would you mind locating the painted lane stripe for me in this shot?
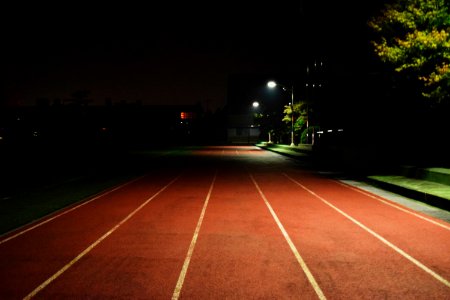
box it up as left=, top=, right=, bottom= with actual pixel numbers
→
left=284, top=173, right=450, bottom=289
left=172, top=172, right=217, bottom=300
left=250, top=174, right=327, bottom=300
left=23, top=176, right=179, bottom=300
left=335, top=180, right=450, bottom=231
left=0, top=175, right=147, bottom=245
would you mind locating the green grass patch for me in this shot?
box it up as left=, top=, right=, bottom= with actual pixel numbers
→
left=0, top=172, right=138, bottom=235
left=368, top=175, right=450, bottom=201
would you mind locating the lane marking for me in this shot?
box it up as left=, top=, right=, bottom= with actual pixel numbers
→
left=172, top=172, right=217, bottom=300
left=23, top=176, right=179, bottom=300
left=335, top=180, right=450, bottom=231
left=284, top=173, right=450, bottom=289
left=0, top=175, right=147, bottom=245
left=250, top=174, right=327, bottom=300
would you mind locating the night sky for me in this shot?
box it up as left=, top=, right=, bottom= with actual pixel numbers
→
left=2, top=1, right=387, bottom=111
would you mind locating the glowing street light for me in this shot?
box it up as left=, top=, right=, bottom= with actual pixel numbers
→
left=267, top=80, right=295, bottom=147
left=252, top=101, right=260, bottom=108
left=267, top=81, right=277, bottom=88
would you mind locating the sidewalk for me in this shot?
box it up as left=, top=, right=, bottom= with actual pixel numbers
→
left=257, top=143, right=450, bottom=211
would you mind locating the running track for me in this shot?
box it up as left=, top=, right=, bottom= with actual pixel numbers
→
left=0, top=146, right=449, bottom=299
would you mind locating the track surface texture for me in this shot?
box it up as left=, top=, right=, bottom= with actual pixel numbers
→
left=1, top=146, right=449, bottom=299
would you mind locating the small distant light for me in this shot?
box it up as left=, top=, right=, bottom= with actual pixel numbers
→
left=252, top=101, right=260, bottom=108
left=101, top=127, right=107, bottom=131
left=317, top=131, right=323, bottom=134
left=338, top=129, right=344, bottom=132
left=327, top=130, right=333, bottom=132
left=0, top=136, right=3, bottom=140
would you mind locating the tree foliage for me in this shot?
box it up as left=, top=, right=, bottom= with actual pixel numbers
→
left=282, top=102, right=308, bottom=133
left=368, top=0, right=450, bottom=102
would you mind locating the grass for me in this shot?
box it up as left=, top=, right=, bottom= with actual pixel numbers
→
left=0, top=172, right=138, bottom=235
left=0, top=146, right=152, bottom=236
left=367, top=175, right=450, bottom=201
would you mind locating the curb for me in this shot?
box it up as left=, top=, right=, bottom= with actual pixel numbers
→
left=257, top=144, right=450, bottom=212
left=364, top=177, right=450, bottom=211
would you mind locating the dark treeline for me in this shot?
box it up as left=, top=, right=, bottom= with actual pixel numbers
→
left=0, top=100, right=227, bottom=153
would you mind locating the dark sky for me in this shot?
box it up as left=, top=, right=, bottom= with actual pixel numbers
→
left=2, top=1, right=387, bottom=111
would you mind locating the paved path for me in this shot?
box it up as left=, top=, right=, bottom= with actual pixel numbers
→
left=1, top=146, right=449, bottom=299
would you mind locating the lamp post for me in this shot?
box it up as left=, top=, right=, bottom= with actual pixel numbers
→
left=252, top=100, right=273, bottom=144
left=267, top=80, right=295, bottom=146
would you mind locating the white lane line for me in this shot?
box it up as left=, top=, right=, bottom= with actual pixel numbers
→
left=335, top=180, right=450, bottom=231
left=284, top=173, right=450, bottom=289
left=172, top=172, right=217, bottom=300
left=23, top=176, right=179, bottom=300
left=250, top=174, right=327, bottom=300
left=0, top=175, right=146, bottom=245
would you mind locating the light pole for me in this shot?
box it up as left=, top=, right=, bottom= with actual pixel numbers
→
left=267, top=80, right=295, bottom=146
left=252, top=100, right=274, bottom=144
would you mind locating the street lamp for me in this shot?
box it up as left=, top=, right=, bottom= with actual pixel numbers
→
left=251, top=100, right=273, bottom=144
left=267, top=80, right=295, bottom=147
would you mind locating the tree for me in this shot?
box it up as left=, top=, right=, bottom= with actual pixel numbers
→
left=282, top=102, right=309, bottom=143
left=368, top=0, right=450, bottom=103
left=282, top=103, right=306, bottom=131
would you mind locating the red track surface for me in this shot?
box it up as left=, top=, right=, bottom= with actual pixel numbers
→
left=0, top=146, right=449, bottom=299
